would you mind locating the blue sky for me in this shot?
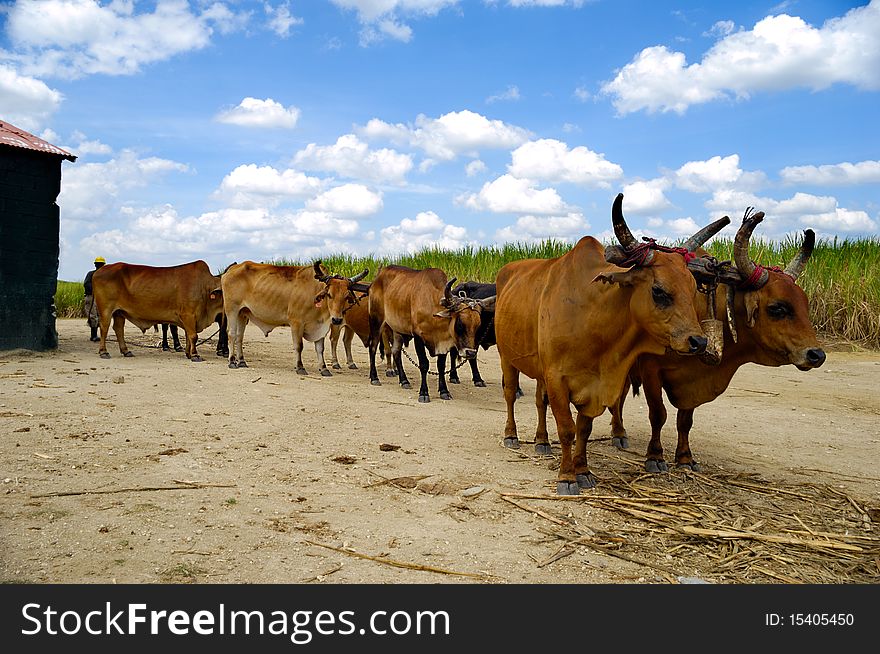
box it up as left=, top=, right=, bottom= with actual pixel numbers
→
left=1, top=0, right=878, bottom=281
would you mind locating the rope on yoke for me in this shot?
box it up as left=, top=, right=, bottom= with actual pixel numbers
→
left=620, top=238, right=697, bottom=268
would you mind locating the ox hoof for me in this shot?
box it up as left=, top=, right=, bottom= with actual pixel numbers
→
left=400, top=381, right=412, bottom=390
left=385, top=369, right=397, bottom=377
left=217, top=350, right=229, bottom=357
left=123, top=351, right=134, bottom=358
left=449, top=377, right=460, bottom=385
left=332, top=363, right=342, bottom=370
left=296, top=368, right=308, bottom=375
left=576, top=473, right=597, bottom=489
left=473, top=380, right=486, bottom=388
left=89, top=336, right=100, bottom=342
left=191, top=356, right=203, bottom=362
left=228, top=361, right=238, bottom=369
left=320, top=369, right=332, bottom=377
left=515, top=388, right=524, bottom=399
left=174, top=346, right=184, bottom=352
left=370, top=378, right=382, bottom=386
left=534, top=443, right=552, bottom=456
left=503, top=437, right=521, bottom=450
left=162, top=345, right=170, bottom=352
left=645, top=460, right=668, bottom=474
left=676, top=462, right=701, bottom=472
left=556, top=481, right=580, bottom=496
left=418, top=394, right=430, bottom=403
left=348, top=363, right=358, bottom=370
left=439, top=391, right=453, bottom=400
left=99, top=352, right=111, bottom=359
left=612, top=436, right=630, bottom=450
left=238, top=361, right=248, bottom=368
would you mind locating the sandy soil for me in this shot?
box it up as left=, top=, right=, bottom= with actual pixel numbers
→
left=1, top=319, right=878, bottom=584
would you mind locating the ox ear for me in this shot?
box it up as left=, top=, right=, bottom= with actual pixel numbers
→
left=593, top=268, right=643, bottom=287
left=479, top=295, right=496, bottom=311
left=744, top=291, right=760, bottom=328
left=433, top=308, right=454, bottom=318
left=209, top=288, right=223, bottom=300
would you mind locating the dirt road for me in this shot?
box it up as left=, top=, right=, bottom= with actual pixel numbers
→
left=1, top=319, right=877, bottom=584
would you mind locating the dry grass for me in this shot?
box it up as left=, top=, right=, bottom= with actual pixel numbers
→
left=503, top=444, right=879, bottom=584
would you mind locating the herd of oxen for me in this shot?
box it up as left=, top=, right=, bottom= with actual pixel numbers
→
left=90, top=193, right=825, bottom=495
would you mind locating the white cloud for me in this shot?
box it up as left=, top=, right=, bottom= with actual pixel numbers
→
left=573, top=85, right=590, bottom=102
left=505, top=1, right=586, bottom=6
left=674, top=154, right=744, bottom=192
left=465, top=160, right=487, bottom=177
left=80, top=203, right=365, bottom=268
left=495, top=212, right=589, bottom=242
left=487, top=85, right=521, bottom=104
left=359, top=109, right=531, bottom=160
left=0, top=64, right=63, bottom=131
left=215, top=97, right=301, bottom=129
left=380, top=210, right=471, bottom=253
left=665, top=217, right=701, bottom=235
left=59, top=150, right=189, bottom=221
left=621, top=179, right=671, bottom=214
left=217, top=164, right=323, bottom=207
left=3, top=0, right=246, bottom=79
left=293, top=134, right=413, bottom=184
left=458, top=174, right=570, bottom=215
left=305, top=183, right=383, bottom=217
left=780, top=160, right=880, bottom=186
left=264, top=1, right=303, bottom=38
left=603, top=2, right=880, bottom=114
left=809, top=208, right=877, bottom=232
left=772, top=192, right=837, bottom=216
left=508, top=138, right=623, bottom=187
left=664, top=154, right=766, bottom=199
left=704, top=20, right=736, bottom=38
left=330, top=0, right=459, bottom=45
left=63, top=130, right=113, bottom=157
left=706, top=189, right=876, bottom=233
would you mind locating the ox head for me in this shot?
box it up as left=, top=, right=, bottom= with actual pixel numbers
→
left=729, top=209, right=825, bottom=370
left=433, top=277, right=496, bottom=359
left=595, top=193, right=729, bottom=356
left=313, top=261, right=370, bottom=325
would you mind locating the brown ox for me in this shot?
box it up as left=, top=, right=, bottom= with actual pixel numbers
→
left=495, top=193, right=728, bottom=495
left=367, top=266, right=495, bottom=402
left=222, top=261, right=368, bottom=375
left=92, top=260, right=224, bottom=362
left=328, top=292, right=396, bottom=375
left=608, top=209, right=825, bottom=471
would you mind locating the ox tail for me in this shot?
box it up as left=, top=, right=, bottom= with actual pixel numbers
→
left=631, top=380, right=641, bottom=397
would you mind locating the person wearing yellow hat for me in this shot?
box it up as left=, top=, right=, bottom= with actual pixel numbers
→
left=83, top=257, right=107, bottom=341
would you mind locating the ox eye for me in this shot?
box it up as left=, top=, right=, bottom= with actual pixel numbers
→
left=767, top=302, right=791, bottom=319
left=652, top=285, right=672, bottom=308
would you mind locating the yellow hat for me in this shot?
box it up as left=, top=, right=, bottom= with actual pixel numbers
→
left=94, top=256, right=106, bottom=263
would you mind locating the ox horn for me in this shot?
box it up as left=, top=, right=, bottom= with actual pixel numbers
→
left=611, top=193, right=639, bottom=251
left=348, top=269, right=369, bottom=284
left=733, top=207, right=767, bottom=288
left=313, top=260, right=330, bottom=282
left=442, top=277, right=457, bottom=307
left=682, top=215, right=731, bottom=252
left=783, top=229, right=815, bottom=281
